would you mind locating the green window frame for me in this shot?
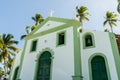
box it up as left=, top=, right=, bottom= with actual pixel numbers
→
left=83, top=32, right=95, bottom=49
left=56, top=31, right=66, bottom=46
left=30, top=40, right=38, bottom=52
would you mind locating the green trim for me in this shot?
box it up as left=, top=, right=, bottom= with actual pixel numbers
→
left=82, top=32, right=95, bottom=49
left=13, top=17, right=81, bottom=80
left=29, top=17, right=81, bottom=36
left=25, top=23, right=74, bottom=40
left=17, top=41, right=27, bottom=79
left=30, top=39, right=38, bottom=53
left=88, top=53, right=111, bottom=80
left=25, top=17, right=81, bottom=40
left=109, top=33, right=120, bottom=80
left=56, top=30, right=66, bottom=47
left=34, top=48, right=54, bottom=80
left=72, top=26, right=82, bottom=80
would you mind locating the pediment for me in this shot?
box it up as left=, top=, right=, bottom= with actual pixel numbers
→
left=29, top=17, right=81, bottom=36
left=34, top=20, right=65, bottom=34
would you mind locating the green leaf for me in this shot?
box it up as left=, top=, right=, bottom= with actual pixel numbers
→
left=103, top=20, right=108, bottom=26
left=20, top=35, right=27, bottom=40
left=82, top=17, right=89, bottom=21
left=76, top=14, right=79, bottom=17
left=76, top=6, right=78, bottom=10
left=111, top=19, right=117, bottom=22
left=111, top=22, right=117, bottom=27
left=104, top=29, right=109, bottom=32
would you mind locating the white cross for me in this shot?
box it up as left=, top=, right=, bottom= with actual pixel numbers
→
left=50, top=10, right=54, bottom=17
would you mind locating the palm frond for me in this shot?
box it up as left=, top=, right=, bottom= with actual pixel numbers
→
left=7, top=46, right=18, bottom=52
left=39, top=19, right=44, bottom=23
left=84, top=12, right=90, bottom=16
left=76, top=6, right=78, bottom=10
left=76, top=14, right=79, bottom=17
left=82, top=17, right=89, bottom=21
left=111, top=22, right=117, bottom=27
left=8, top=50, right=16, bottom=56
left=31, top=25, right=38, bottom=31
left=26, top=26, right=31, bottom=34
left=103, top=20, right=108, bottom=26
left=0, top=54, right=3, bottom=62
left=109, top=22, right=113, bottom=28
left=76, top=6, right=90, bottom=24
left=7, top=40, right=18, bottom=45
left=20, top=35, right=27, bottom=40
left=104, top=29, right=109, bottom=32
left=111, top=19, right=117, bottom=22
left=31, top=17, right=36, bottom=22
left=104, top=11, right=118, bottom=33
left=111, top=14, right=117, bottom=19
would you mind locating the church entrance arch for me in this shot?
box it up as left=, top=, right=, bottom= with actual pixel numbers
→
left=91, top=56, right=108, bottom=80
left=37, top=51, right=52, bottom=80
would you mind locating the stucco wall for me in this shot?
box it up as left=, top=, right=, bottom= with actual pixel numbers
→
left=80, top=30, right=118, bottom=80
left=19, top=27, right=74, bottom=80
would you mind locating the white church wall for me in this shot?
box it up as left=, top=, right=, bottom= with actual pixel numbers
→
left=10, top=17, right=120, bottom=80
left=80, top=30, right=118, bottom=80
left=52, top=27, right=74, bottom=80
left=19, top=40, right=38, bottom=80
left=19, top=27, right=74, bottom=80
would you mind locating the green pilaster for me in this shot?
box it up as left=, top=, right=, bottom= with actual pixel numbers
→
left=109, top=33, right=120, bottom=80
left=9, top=17, right=81, bottom=80
left=16, top=40, right=27, bottom=80
left=72, top=26, right=82, bottom=80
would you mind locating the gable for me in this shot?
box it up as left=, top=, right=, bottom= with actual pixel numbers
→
left=34, top=20, right=65, bottom=34
left=26, top=17, right=81, bottom=40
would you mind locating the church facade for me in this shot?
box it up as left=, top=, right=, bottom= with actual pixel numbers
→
left=9, top=17, right=120, bottom=80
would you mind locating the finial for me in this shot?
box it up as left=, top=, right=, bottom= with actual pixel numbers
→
left=50, top=10, right=54, bottom=17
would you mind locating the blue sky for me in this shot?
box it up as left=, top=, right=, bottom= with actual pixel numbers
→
left=0, top=0, right=119, bottom=49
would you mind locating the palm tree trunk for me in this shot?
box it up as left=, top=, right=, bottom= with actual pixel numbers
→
left=111, top=27, right=113, bottom=33
left=109, top=22, right=114, bottom=33
left=4, top=60, right=7, bottom=74
left=80, top=18, right=83, bottom=27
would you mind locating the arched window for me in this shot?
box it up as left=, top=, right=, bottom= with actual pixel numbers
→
left=37, top=51, right=51, bottom=80
left=91, top=56, right=108, bottom=80
left=85, top=35, right=93, bottom=47
left=83, top=32, right=95, bottom=49
left=13, top=67, right=19, bottom=80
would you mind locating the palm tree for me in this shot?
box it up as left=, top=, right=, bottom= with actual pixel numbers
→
left=0, top=34, right=18, bottom=74
left=21, top=14, right=44, bottom=40
left=32, top=13, right=44, bottom=26
left=103, top=11, right=118, bottom=33
left=7, top=56, right=13, bottom=70
left=31, top=25, right=38, bottom=31
left=0, top=67, right=4, bottom=79
left=31, top=14, right=44, bottom=31
left=76, top=6, right=90, bottom=26
left=20, top=26, right=31, bottom=40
